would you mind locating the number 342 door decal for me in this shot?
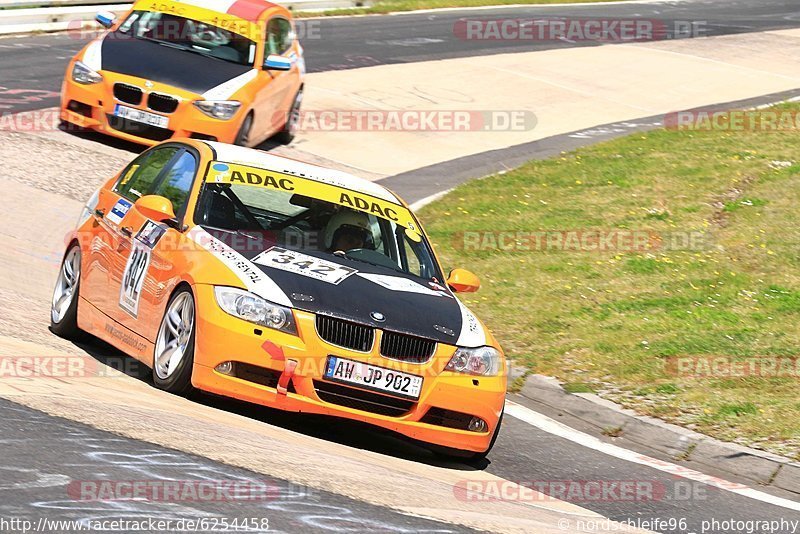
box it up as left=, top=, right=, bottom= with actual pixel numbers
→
left=119, top=221, right=166, bottom=317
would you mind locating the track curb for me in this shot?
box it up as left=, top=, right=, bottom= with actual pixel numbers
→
left=511, top=373, right=800, bottom=497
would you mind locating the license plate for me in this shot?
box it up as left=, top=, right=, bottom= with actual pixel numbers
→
left=324, top=356, right=423, bottom=400
left=114, top=104, right=169, bottom=128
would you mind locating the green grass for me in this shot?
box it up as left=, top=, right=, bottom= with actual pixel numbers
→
left=420, top=103, right=800, bottom=459
left=299, top=0, right=624, bottom=17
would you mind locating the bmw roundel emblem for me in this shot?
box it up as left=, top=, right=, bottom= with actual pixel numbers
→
left=371, top=311, right=386, bottom=322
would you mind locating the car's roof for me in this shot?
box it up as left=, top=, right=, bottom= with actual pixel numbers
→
left=132, top=0, right=279, bottom=23
left=204, top=142, right=404, bottom=205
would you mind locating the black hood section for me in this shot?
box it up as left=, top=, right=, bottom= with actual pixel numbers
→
left=101, top=36, right=251, bottom=95
left=241, top=249, right=462, bottom=345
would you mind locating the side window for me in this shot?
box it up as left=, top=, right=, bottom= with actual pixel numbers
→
left=401, top=235, right=424, bottom=278
left=266, top=18, right=292, bottom=55
left=154, top=151, right=197, bottom=217
left=116, top=147, right=179, bottom=202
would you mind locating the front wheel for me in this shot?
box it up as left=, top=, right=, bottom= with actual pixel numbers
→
left=50, top=245, right=84, bottom=340
left=234, top=112, right=254, bottom=147
left=274, top=87, right=303, bottom=145
left=152, top=288, right=196, bottom=395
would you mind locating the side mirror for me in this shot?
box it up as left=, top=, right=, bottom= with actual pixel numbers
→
left=264, top=54, right=292, bottom=71
left=95, top=11, right=116, bottom=29
left=135, top=195, right=175, bottom=223
left=446, top=268, right=481, bottom=293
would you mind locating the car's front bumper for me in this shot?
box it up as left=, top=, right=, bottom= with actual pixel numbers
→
left=190, top=284, right=506, bottom=453
left=59, top=67, right=243, bottom=146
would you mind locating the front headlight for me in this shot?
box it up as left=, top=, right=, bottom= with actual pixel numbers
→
left=445, top=346, right=502, bottom=376
left=71, top=61, right=103, bottom=85
left=193, top=100, right=242, bottom=120
left=214, top=286, right=297, bottom=335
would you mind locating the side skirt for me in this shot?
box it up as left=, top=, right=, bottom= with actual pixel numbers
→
left=77, top=297, right=155, bottom=367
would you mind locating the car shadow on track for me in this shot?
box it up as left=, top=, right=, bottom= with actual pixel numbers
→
left=71, top=335, right=490, bottom=472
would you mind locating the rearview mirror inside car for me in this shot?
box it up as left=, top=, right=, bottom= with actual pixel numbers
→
left=95, top=11, right=116, bottom=29
left=446, top=268, right=481, bottom=293
left=264, top=54, right=292, bottom=71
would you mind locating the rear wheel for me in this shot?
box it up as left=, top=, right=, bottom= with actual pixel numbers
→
left=274, top=87, right=303, bottom=145
left=234, top=112, right=254, bottom=147
left=152, top=288, right=196, bottom=395
left=50, top=245, right=84, bottom=340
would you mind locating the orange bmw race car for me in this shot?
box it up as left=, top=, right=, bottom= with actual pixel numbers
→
left=60, top=0, right=304, bottom=147
left=50, top=139, right=507, bottom=459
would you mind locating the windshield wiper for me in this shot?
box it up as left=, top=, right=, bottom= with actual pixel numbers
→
left=136, top=35, right=185, bottom=49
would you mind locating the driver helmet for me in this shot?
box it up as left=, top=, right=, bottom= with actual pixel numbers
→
left=324, top=210, right=375, bottom=251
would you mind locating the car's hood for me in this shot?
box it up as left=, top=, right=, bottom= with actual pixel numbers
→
left=190, top=227, right=487, bottom=347
left=248, top=250, right=464, bottom=345
left=99, top=36, right=252, bottom=95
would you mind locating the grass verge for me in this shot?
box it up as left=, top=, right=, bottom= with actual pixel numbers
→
left=420, top=103, right=800, bottom=459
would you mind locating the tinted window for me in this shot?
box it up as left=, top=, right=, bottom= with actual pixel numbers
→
left=116, top=147, right=179, bottom=202
left=155, top=151, right=197, bottom=216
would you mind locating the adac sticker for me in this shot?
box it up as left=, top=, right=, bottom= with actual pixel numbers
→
left=107, top=198, right=133, bottom=225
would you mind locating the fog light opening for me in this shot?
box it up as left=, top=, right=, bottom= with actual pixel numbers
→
left=215, top=361, right=234, bottom=376
left=468, top=417, right=487, bottom=433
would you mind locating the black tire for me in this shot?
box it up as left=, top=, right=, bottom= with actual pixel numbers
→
left=274, top=87, right=303, bottom=145
left=50, top=244, right=84, bottom=340
left=234, top=112, right=254, bottom=147
left=431, top=410, right=504, bottom=464
left=152, top=288, right=196, bottom=395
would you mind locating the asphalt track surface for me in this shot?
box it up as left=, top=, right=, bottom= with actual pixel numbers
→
left=1, top=0, right=800, bottom=113
left=1, top=0, right=800, bottom=532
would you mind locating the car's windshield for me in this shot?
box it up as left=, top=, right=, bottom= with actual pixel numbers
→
left=116, top=10, right=256, bottom=66
left=195, top=163, right=442, bottom=282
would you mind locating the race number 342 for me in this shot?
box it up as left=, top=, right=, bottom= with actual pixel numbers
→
left=120, top=242, right=150, bottom=317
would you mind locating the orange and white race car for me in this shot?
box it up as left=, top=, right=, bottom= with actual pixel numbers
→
left=51, top=139, right=506, bottom=460
left=60, top=0, right=304, bottom=147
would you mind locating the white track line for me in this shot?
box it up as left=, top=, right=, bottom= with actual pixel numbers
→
left=505, top=400, right=800, bottom=512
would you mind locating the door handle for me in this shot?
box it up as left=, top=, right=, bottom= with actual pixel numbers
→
left=94, top=208, right=105, bottom=218
left=120, top=226, right=133, bottom=237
